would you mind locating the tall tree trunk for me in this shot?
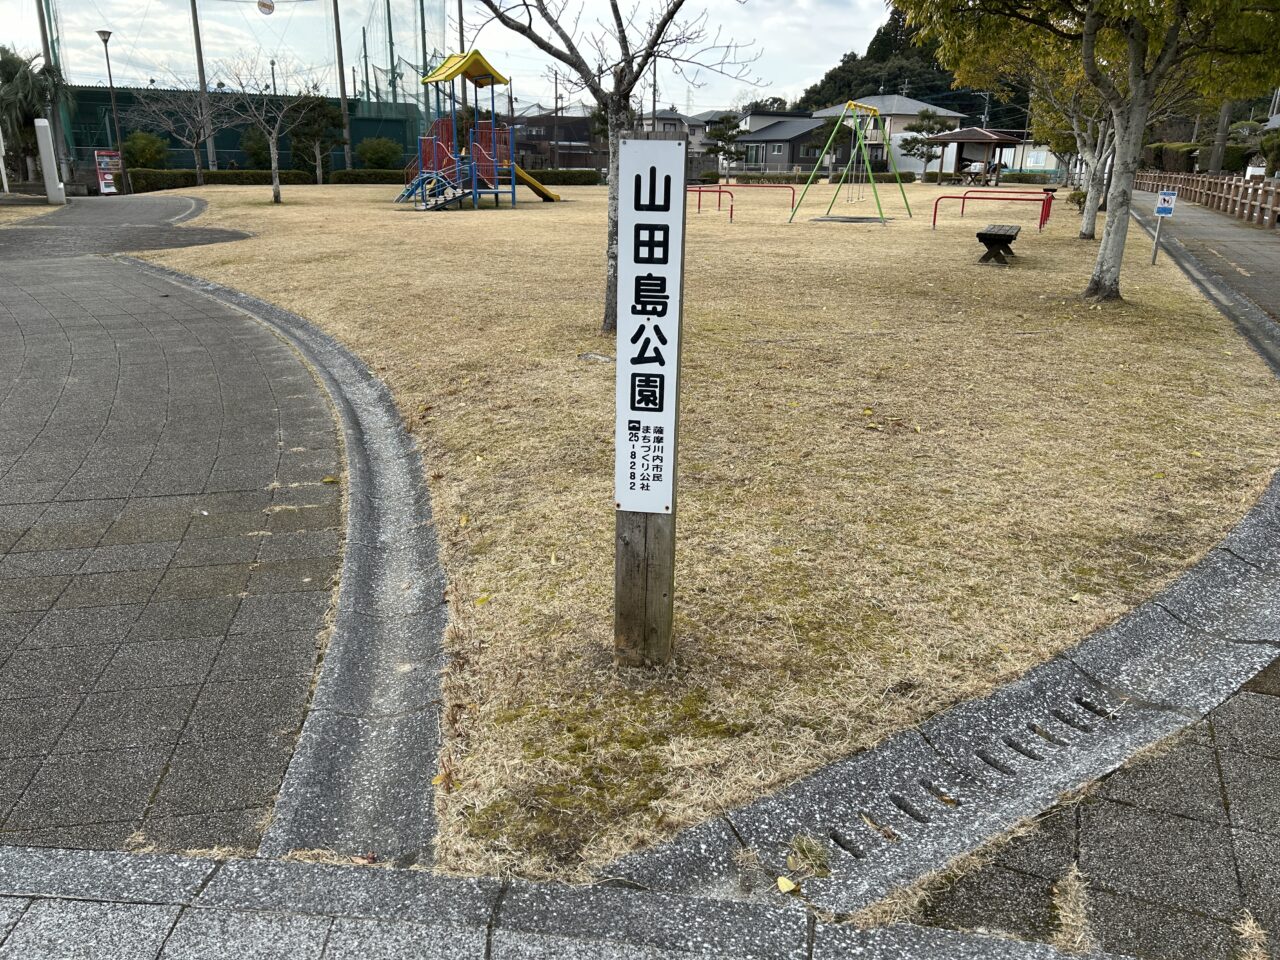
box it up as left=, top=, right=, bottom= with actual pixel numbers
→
left=192, top=147, right=205, bottom=187
left=1208, top=99, right=1232, bottom=173
left=1080, top=145, right=1111, bottom=240
left=601, top=99, right=627, bottom=336
left=1083, top=106, right=1147, bottom=301
left=269, top=136, right=282, bottom=204
left=314, top=143, right=323, bottom=185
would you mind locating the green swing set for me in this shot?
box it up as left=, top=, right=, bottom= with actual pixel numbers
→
left=789, top=99, right=913, bottom=225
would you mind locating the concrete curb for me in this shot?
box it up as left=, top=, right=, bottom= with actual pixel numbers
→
left=119, top=257, right=446, bottom=866
left=598, top=212, right=1280, bottom=913
left=0, top=847, right=1133, bottom=958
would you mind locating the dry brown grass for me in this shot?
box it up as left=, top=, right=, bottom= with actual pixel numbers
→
left=139, top=181, right=1280, bottom=880
left=0, top=202, right=57, bottom=224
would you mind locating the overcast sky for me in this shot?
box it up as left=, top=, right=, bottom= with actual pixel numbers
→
left=3, top=0, right=890, bottom=111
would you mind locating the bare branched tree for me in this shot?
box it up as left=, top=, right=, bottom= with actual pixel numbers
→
left=126, top=77, right=233, bottom=186
left=474, top=0, right=761, bottom=333
left=222, top=58, right=323, bottom=203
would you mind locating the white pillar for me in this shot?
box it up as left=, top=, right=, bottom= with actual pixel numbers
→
left=0, top=124, right=10, bottom=193
left=34, top=119, right=66, bottom=205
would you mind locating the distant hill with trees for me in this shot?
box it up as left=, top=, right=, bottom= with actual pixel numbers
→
left=793, top=7, right=1028, bottom=129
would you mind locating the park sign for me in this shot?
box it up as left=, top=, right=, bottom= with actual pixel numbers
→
left=1155, top=189, right=1177, bottom=217
left=613, top=135, right=688, bottom=668
left=614, top=138, right=687, bottom=515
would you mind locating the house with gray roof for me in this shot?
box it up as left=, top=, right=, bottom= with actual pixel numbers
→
left=735, top=117, right=843, bottom=173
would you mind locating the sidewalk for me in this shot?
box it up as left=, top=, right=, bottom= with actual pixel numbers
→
left=0, top=199, right=342, bottom=853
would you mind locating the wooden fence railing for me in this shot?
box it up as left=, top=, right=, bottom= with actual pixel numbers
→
left=1134, top=171, right=1280, bottom=229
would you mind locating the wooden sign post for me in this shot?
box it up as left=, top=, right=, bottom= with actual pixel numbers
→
left=614, top=134, right=688, bottom=667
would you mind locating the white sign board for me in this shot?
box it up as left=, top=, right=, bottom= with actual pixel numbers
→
left=1155, top=189, right=1177, bottom=217
left=614, top=138, right=687, bottom=514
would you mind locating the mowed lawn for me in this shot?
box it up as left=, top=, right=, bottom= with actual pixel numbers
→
left=141, top=181, right=1280, bottom=878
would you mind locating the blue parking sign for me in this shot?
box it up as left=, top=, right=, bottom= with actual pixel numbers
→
left=1155, top=190, right=1177, bottom=217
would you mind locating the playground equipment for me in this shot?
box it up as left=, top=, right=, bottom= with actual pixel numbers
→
left=397, top=50, right=559, bottom=210
left=789, top=100, right=912, bottom=225
left=688, top=185, right=734, bottom=222
left=932, top=191, right=1055, bottom=231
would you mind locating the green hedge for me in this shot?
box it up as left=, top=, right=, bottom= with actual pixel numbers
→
left=129, top=168, right=314, bottom=193
left=1000, top=172, right=1052, bottom=184
left=1144, top=141, right=1252, bottom=174
left=523, top=168, right=601, bottom=185
left=330, top=168, right=406, bottom=184
left=732, top=173, right=810, bottom=184
left=873, top=171, right=916, bottom=183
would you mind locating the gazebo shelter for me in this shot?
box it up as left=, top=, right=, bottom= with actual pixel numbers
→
left=925, top=127, right=1023, bottom=185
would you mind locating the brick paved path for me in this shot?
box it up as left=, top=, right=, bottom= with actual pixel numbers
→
left=0, top=198, right=341, bottom=852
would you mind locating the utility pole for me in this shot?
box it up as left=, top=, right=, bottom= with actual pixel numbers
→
left=331, top=0, right=353, bottom=170
left=32, top=0, right=70, bottom=180
left=270, top=59, right=277, bottom=95
left=552, top=71, right=560, bottom=168
left=980, top=91, right=991, bottom=129
left=651, top=63, right=657, bottom=131
left=189, top=0, right=217, bottom=169
left=352, top=66, right=358, bottom=99
left=363, top=27, right=371, bottom=100
left=457, top=0, right=467, bottom=119
left=386, top=0, right=397, bottom=104
left=419, top=0, right=429, bottom=122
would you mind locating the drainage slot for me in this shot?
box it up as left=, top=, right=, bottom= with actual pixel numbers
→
left=889, top=793, right=931, bottom=823
left=861, top=811, right=899, bottom=842
left=1052, top=708, right=1094, bottom=733
left=977, top=749, right=1018, bottom=776
left=1028, top=722, right=1069, bottom=747
left=830, top=829, right=866, bottom=858
left=921, top=779, right=961, bottom=808
left=1003, top=736, right=1045, bottom=761
left=1075, top=696, right=1113, bottom=719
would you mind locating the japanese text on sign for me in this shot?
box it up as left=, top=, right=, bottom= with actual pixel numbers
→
left=615, top=139, right=687, bottom=513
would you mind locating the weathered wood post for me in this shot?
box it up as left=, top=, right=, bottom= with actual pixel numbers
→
left=614, top=131, right=688, bottom=667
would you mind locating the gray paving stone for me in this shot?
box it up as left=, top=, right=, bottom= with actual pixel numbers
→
left=0, top=697, right=78, bottom=758
left=79, top=542, right=179, bottom=574
left=159, top=908, right=330, bottom=959
left=323, top=918, right=487, bottom=959
left=0, top=898, right=179, bottom=959
left=182, top=678, right=310, bottom=742
left=0, top=576, right=69, bottom=613
left=3, top=747, right=168, bottom=829
left=208, top=631, right=319, bottom=681
left=1218, top=747, right=1280, bottom=836
left=55, top=687, right=199, bottom=752
left=1233, top=828, right=1280, bottom=931
left=171, top=536, right=260, bottom=568
left=0, top=758, right=40, bottom=817
left=496, top=882, right=808, bottom=960
left=140, top=809, right=267, bottom=850
left=1157, top=550, right=1280, bottom=645
left=230, top=592, right=330, bottom=635
left=196, top=860, right=499, bottom=926
left=153, top=565, right=251, bottom=600
left=916, top=863, right=1056, bottom=941
left=0, top=845, right=212, bottom=903
left=0, top=820, right=142, bottom=851
left=1208, top=691, right=1280, bottom=760
left=602, top=818, right=747, bottom=898
left=0, top=897, right=27, bottom=943
left=1096, top=740, right=1228, bottom=824
left=0, top=646, right=112, bottom=700
left=93, top=637, right=222, bottom=691
left=55, top=570, right=164, bottom=609
left=992, top=806, right=1078, bottom=880
left=23, top=604, right=144, bottom=648
left=1077, top=800, right=1242, bottom=920
left=1086, top=888, right=1237, bottom=960
left=0, top=549, right=91, bottom=580
left=151, top=738, right=291, bottom=817
left=812, top=923, right=1115, bottom=959
left=128, top=597, right=240, bottom=641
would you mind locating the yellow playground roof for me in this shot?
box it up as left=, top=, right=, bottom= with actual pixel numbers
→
left=422, top=51, right=509, bottom=88
left=845, top=99, right=880, bottom=116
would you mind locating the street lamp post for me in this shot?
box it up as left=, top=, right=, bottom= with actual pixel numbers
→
left=96, top=30, right=130, bottom=195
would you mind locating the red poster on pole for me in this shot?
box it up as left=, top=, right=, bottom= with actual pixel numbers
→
left=95, top=150, right=121, bottom=195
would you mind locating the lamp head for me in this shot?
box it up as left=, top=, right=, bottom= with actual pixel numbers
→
left=97, top=29, right=111, bottom=44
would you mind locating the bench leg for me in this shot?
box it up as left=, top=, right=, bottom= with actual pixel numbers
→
left=979, top=247, right=1008, bottom=265
left=999, top=243, right=1016, bottom=258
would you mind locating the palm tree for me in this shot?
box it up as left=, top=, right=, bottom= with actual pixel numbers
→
left=0, top=45, right=66, bottom=182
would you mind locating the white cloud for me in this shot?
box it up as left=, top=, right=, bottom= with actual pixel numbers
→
left=2, top=0, right=888, bottom=109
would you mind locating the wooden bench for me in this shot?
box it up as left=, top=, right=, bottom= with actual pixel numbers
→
left=976, top=224, right=1021, bottom=265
